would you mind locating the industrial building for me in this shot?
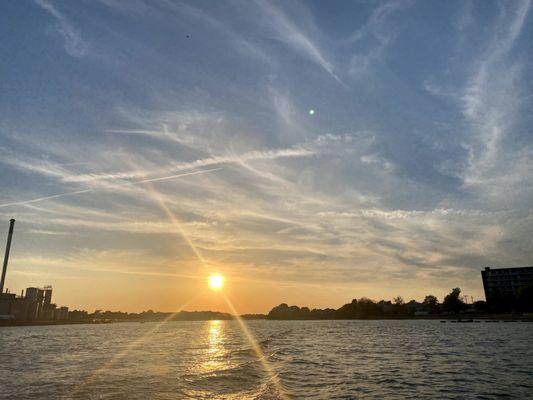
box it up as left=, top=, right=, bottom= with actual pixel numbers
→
left=1, top=219, right=69, bottom=323
left=481, top=266, right=533, bottom=309
left=0, top=286, right=69, bottom=322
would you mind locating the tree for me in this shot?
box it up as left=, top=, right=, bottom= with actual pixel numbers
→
left=357, top=298, right=382, bottom=318
left=442, top=288, right=467, bottom=314
left=422, top=295, right=440, bottom=314
left=336, top=299, right=358, bottom=319
left=393, top=296, right=406, bottom=315
left=393, top=296, right=404, bottom=305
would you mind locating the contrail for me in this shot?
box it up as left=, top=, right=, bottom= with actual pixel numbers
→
left=0, top=168, right=221, bottom=209
left=127, top=168, right=220, bottom=184
left=62, top=147, right=314, bottom=183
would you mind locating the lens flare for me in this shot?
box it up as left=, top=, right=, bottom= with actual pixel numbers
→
left=208, top=274, right=224, bottom=290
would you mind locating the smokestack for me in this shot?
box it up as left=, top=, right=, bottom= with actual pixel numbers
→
left=0, top=219, right=15, bottom=294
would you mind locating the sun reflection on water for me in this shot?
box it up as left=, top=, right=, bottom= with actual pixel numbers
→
left=208, top=320, right=223, bottom=352
left=201, top=320, right=229, bottom=373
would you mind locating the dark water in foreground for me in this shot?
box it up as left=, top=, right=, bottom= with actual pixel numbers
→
left=1, top=320, right=532, bottom=399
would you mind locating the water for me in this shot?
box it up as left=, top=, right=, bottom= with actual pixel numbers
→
left=1, top=320, right=532, bottom=399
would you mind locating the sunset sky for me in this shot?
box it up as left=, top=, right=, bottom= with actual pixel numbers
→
left=1, top=0, right=532, bottom=313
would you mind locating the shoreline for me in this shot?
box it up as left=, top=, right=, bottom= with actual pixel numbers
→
left=0, top=320, right=112, bottom=327
left=2, top=313, right=533, bottom=327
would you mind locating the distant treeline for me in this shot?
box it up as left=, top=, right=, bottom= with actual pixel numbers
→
left=69, top=310, right=233, bottom=322
left=68, top=309, right=268, bottom=322
left=68, top=285, right=533, bottom=323
left=268, top=288, right=487, bottom=320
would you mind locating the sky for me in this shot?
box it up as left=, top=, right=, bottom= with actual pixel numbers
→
left=1, top=0, right=532, bottom=313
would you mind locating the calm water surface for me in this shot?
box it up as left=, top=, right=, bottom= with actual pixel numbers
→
left=1, top=320, right=532, bottom=399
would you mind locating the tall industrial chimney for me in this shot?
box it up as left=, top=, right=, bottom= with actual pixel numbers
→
left=0, top=219, right=15, bottom=294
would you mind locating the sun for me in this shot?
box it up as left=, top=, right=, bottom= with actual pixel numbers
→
left=208, top=274, right=224, bottom=291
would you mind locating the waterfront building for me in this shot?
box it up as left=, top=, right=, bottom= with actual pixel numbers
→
left=0, top=293, right=16, bottom=315
left=8, top=297, right=31, bottom=321
left=42, top=303, right=57, bottom=320
left=0, top=284, right=70, bottom=322
left=0, top=293, right=32, bottom=321
left=1, top=220, right=70, bottom=323
left=69, top=310, right=89, bottom=321
left=54, top=306, right=69, bottom=320
left=44, top=286, right=52, bottom=306
left=481, top=266, right=533, bottom=309
left=25, top=287, right=45, bottom=320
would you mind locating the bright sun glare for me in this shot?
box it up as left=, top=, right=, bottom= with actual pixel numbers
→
left=208, top=274, right=224, bottom=291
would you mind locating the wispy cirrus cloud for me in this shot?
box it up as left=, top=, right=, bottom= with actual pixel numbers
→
left=347, top=0, right=412, bottom=76
left=59, top=146, right=314, bottom=184
left=35, top=0, right=88, bottom=57
left=460, top=0, right=532, bottom=198
left=254, top=1, right=342, bottom=84
left=0, top=168, right=222, bottom=209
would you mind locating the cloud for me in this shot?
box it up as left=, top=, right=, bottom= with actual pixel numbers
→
left=254, top=1, right=342, bottom=84
left=347, top=0, right=411, bottom=77
left=460, top=0, right=531, bottom=196
left=11, top=251, right=201, bottom=280
left=61, top=146, right=314, bottom=184
left=35, top=0, right=88, bottom=57
left=0, top=168, right=221, bottom=209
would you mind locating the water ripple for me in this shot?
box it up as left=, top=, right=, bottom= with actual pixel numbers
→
left=1, top=320, right=532, bottom=399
